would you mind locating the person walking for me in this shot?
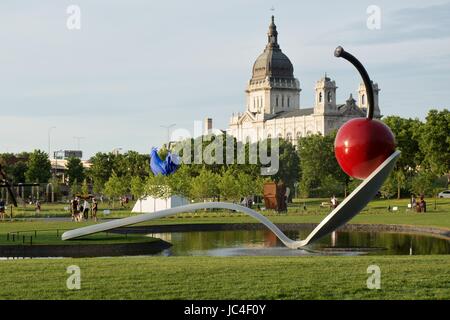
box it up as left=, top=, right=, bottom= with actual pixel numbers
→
left=35, top=200, right=41, bottom=214
left=411, top=195, right=417, bottom=210
left=70, top=198, right=74, bottom=220
left=330, top=195, right=338, bottom=209
left=420, top=195, right=427, bottom=213
left=83, top=199, right=90, bottom=220
left=92, top=198, right=98, bottom=222
left=72, top=197, right=80, bottom=221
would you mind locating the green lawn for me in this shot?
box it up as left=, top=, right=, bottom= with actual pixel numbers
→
left=0, top=198, right=449, bottom=234
left=5, top=202, right=133, bottom=218
left=0, top=255, right=449, bottom=299
left=0, top=229, right=154, bottom=246
left=0, top=197, right=448, bottom=300
left=6, top=197, right=449, bottom=219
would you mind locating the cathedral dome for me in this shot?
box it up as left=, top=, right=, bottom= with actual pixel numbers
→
left=251, top=16, right=294, bottom=81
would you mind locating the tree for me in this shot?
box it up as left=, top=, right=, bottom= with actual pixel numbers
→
left=419, top=109, right=450, bottom=181
left=92, top=179, right=104, bottom=195
left=25, top=150, right=51, bottom=183
left=218, top=169, right=240, bottom=201
left=130, top=176, right=145, bottom=200
left=114, top=151, right=150, bottom=179
left=145, top=173, right=171, bottom=199
left=0, top=153, right=30, bottom=183
left=383, top=116, right=424, bottom=170
left=167, top=165, right=193, bottom=199
left=431, top=176, right=448, bottom=210
left=384, top=116, right=424, bottom=198
left=320, top=175, right=343, bottom=197
left=81, top=179, right=89, bottom=195
left=130, top=176, right=146, bottom=213
left=380, top=174, right=396, bottom=200
left=11, top=161, right=28, bottom=183
left=89, top=152, right=115, bottom=188
left=104, top=172, right=128, bottom=207
left=273, top=139, right=300, bottom=190
left=190, top=167, right=219, bottom=201
left=393, top=169, right=407, bottom=199
left=237, top=172, right=256, bottom=199
left=347, top=178, right=362, bottom=194
left=410, top=171, right=437, bottom=197
left=66, top=157, right=85, bottom=184
left=297, top=134, right=346, bottom=197
left=70, top=178, right=81, bottom=197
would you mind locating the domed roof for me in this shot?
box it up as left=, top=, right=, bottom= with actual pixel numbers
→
left=251, top=16, right=294, bottom=81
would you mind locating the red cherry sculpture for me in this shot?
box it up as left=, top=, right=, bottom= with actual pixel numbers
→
left=334, top=46, right=396, bottom=180
left=335, top=118, right=395, bottom=180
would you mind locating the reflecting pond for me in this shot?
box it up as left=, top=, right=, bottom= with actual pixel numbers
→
left=147, top=227, right=450, bottom=256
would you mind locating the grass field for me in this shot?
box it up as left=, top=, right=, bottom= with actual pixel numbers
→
left=0, top=207, right=449, bottom=236
left=5, top=202, right=133, bottom=218
left=0, top=230, right=154, bottom=246
left=0, top=198, right=449, bottom=244
left=6, top=197, right=450, bottom=219
left=0, top=197, right=449, bottom=300
left=0, top=255, right=449, bottom=299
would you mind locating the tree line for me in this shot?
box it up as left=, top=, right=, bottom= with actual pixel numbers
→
left=1, top=109, right=448, bottom=202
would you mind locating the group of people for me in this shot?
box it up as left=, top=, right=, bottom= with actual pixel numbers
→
left=412, top=194, right=427, bottom=213
left=70, top=197, right=98, bottom=222
left=119, top=196, right=129, bottom=207
left=240, top=196, right=254, bottom=208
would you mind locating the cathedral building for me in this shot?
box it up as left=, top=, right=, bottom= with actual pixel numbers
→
left=227, top=16, right=381, bottom=145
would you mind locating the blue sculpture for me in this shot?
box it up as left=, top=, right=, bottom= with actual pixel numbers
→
left=149, top=147, right=180, bottom=176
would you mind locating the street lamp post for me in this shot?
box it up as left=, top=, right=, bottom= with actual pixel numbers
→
left=48, top=126, right=56, bottom=158
left=73, top=136, right=85, bottom=150
left=160, top=124, right=176, bottom=148
left=54, top=149, right=63, bottom=181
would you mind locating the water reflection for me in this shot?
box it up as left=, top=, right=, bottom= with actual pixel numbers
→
left=147, top=228, right=450, bottom=256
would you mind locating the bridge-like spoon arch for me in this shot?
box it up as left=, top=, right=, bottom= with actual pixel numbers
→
left=62, top=151, right=400, bottom=249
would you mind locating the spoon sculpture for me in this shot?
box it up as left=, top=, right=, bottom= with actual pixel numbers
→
left=62, top=150, right=399, bottom=247
left=62, top=47, right=399, bottom=248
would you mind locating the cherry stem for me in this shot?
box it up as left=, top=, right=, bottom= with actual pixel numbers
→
left=334, top=46, right=374, bottom=120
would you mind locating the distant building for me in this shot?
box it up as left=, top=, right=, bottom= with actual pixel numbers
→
left=227, top=16, right=381, bottom=145
left=50, top=151, right=90, bottom=183
left=111, top=148, right=123, bottom=156
left=53, top=150, right=83, bottom=160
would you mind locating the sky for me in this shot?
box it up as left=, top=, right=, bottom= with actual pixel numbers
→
left=1, top=0, right=449, bottom=159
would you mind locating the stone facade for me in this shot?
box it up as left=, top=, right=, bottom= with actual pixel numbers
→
left=227, top=16, right=381, bottom=145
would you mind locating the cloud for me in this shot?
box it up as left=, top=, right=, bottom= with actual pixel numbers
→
left=311, top=2, right=450, bottom=45
left=1, top=1, right=449, bottom=157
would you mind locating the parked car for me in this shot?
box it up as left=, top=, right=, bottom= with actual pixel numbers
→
left=438, top=190, right=450, bottom=198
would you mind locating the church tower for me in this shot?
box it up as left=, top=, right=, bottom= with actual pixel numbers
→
left=358, top=82, right=381, bottom=118
left=314, top=75, right=337, bottom=114
left=245, top=16, right=301, bottom=117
